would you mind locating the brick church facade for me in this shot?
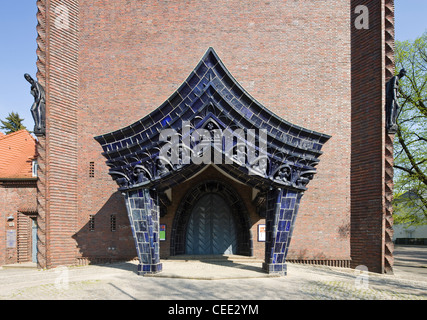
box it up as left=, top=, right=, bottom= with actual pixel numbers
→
left=27, top=0, right=395, bottom=274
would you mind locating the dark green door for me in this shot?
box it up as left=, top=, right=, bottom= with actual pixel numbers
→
left=185, top=193, right=237, bottom=255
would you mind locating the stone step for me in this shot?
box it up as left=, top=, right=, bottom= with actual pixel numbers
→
left=2, top=262, right=37, bottom=269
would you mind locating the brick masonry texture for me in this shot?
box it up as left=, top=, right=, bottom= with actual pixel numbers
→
left=36, top=0, right=391, bottom=271
left=0, top=183, right=37, bottom=265
left=350, top=0, right=395, bottom=273
left=40, top=0, right=80, bottom=268
left=77, top=0, right=351, bottom=263
left=0, top=130, right=38, bottom=266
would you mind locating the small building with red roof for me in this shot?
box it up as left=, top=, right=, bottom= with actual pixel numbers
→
left=0, top=130, right=38, bottom=266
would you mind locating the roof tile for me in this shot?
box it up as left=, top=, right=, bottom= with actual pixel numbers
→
left=0, top=130, right=37, bottom=179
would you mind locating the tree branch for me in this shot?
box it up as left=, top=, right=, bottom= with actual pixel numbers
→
left=393, top=164, right=415, bottom=176
left=396, top=127, right=427, bottom=186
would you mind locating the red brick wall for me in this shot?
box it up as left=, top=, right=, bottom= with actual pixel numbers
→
left=39, top=0, right=389, bottom=268
left=41, top=0, right=80, bottom=268
left=0, top=183, right=37, bottom=265
left=350, top=0, right=394, bottom=273
left=72, top=0, right=352, bottom=263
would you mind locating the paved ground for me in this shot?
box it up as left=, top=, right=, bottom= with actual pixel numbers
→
left=393, top=245, right=427, bottom=279
left=0, top=245, right=426, bottom=301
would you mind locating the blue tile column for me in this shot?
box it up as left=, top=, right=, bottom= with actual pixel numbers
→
left=263, top=188, right=303, bottom=276
left=124, top=188, right=162, bottom=276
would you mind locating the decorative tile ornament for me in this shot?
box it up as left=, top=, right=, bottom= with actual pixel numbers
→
left=94, top=48, right=330, bottom=194
left=95, top=48, right=330, bottom=275
left=263, top=189, right=303, bottom=275
left=124, top=188, right=162, bottom=275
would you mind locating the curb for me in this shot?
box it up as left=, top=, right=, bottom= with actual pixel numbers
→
left=2, top=263, right=38, bottom=269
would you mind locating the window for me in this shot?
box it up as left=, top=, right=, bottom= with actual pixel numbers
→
left=32, top=160, right=38, bottom=177
left=110, top=215, right=117, bottom=232
left=89, top=215, right=95, bottom=231
left=89, top=162, right=95, bottom=178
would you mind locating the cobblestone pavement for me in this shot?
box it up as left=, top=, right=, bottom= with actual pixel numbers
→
left=0, top=258, right=426, bottom=300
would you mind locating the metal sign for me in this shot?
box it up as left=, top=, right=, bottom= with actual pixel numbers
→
left=7, top=230, right=16, bottom=248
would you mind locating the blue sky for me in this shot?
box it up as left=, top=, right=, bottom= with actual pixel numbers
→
left=0, top=1, right=426, bottom=133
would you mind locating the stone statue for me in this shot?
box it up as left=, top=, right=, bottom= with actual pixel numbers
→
left=133, top=166, right=149, bottom=184
left=275, top=165, right=291, bottom=183
left=385, top=68, right=406, bottom=134
left=24, top=73, right=46, bottom=135
left=156, top=158, right=170, bottom=177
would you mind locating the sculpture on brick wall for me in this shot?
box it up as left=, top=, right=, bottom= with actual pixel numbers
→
left=25, top=73, right=46, bottom=136
left=385, top=68, right=406, bottom=134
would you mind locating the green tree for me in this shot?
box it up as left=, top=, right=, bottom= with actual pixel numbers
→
left=0, top=112, right=27, bottom=134
left=393, top=32, right=427, bottom=226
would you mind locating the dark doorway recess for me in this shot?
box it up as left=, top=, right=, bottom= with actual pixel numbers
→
left=171, top=180, right=252, bottom=257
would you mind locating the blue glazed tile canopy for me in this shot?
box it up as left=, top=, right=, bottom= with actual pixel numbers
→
left=94, top=48, right=331, bottom=276
left=94, top=48, right=331, bottom=193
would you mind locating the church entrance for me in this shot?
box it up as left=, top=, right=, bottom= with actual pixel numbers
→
left=95, top=48, right=329, bottom=275
left=171, top=179, right=252, bottom=257
left=185, top=193, right=237, bottom=255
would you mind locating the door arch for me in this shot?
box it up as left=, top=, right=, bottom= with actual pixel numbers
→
left=171, top=180, right=252, bottom=257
